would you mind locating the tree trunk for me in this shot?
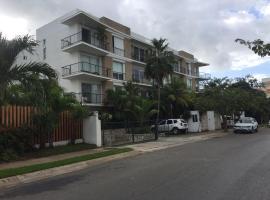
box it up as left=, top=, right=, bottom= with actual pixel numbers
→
left=222, top=115, right=228, bottom=132
left=155, top=86, right=161, bottom=140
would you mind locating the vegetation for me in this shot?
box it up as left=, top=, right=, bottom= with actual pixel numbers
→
left=144, top=38, right=175, bottom=138
left=161, top=77, right=193, bottom=119
left=0, top=33, right=88, bottom=160
left=195, top=76, right=270, bottom=130
left=0, top=33, right=57, bottom=105
left=0, top=148, right=133, bottom=179
left=235, top=38, right=270, bottom=57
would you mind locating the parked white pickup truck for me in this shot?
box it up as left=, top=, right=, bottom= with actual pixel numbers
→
left=151, top=119, right=188, bottom=134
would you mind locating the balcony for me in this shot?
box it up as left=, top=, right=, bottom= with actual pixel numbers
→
left=199, top=72, right=211, bottom=80
left=62, top=62, right=111, bottom=80
left=61, top=31, right=109, bottom=55
left=72, top=92, right=104, bottom=105
left=112, top=72, right=125, bottom=80
left=132, top=75, right=152, bottom=86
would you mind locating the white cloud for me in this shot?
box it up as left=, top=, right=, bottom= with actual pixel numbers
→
left=253, top=73, right=270, bottom=81
left=259, top=3, right=270, bottom=16
left=0, top=15, right=29, bottom=39
left=1, top=0, right=270, bottom=75
left=223, top=11, right=255, bottom=25
left=229, top=51, right=270, bottom=70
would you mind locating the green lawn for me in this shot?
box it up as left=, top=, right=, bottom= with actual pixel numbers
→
left=28, top=143, right=97, bottom=158
left=0, top=148, right=132, bottom=179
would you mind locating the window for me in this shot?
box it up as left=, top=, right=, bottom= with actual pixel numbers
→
left=192, top=114, right=198, bottom=122
left=42, top=39, right=46, bottom=60
left=23, top=56, right=27, bottom=60
left=159, top=120, right=166, bottom=125
left=133, top=68, right=144, bottom=82
left=167, top=120, right=173, bottom=124
left=174, top=120, right=178, bottom=123
left=187, top=63, right=192, bottom=75
left=113, top=36, right=124, bottom=56
left=43, top=48, right=46, bottom=60
left=81, top=83, right=101, bottom=104
left=187, top=78, right=192, bottom=89
left=133, top=46, right=146, bottom=62
left=80, top=54, right=101, bottom=74
left=113, top=61, right=124, bottom=80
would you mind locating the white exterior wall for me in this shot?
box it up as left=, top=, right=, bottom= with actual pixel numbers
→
left=83, top=111, right=102, bottom=147
left=188, top=111, right=201, bottom=133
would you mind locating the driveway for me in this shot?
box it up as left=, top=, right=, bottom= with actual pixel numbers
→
left=1, top=128, right=270, bottom=200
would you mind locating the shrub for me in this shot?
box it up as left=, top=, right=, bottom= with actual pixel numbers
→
left=0, top=127, right=35, bottom=162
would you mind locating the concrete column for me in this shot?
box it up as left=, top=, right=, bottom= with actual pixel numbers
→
left=83, top=111, right=102, bottom=147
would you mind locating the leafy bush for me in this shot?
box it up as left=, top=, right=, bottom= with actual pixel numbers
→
left=0, top=127, right=35, bottom=162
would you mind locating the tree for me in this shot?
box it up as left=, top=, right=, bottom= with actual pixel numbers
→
left=0, top=33, right=57, bottom=104
left=235, top=38, right=270, bottom=57
left=161, top=77, right=192, bottom=119
left=195, top=76, right=270, bottom=131
left=145, top=38, right=175, bottom=139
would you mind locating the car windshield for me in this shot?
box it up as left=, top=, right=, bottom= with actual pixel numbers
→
left=239, top=119, right=252, bottom=123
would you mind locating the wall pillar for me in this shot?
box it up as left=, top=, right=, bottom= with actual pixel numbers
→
left=83, top=111, right=102, bottom=147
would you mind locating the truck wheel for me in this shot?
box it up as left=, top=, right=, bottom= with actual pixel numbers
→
left=172, top=128, right=179, bottom=135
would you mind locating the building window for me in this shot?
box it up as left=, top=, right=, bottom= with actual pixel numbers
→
left=132, top=68, right=144, bottom=83
left=23, top=56, right=27, bottom=60
left=112, top=36, right=124, bottom=56
left=113, top=61, right=124, bottom=80
left=187, top=78, right=192, bottom=89
left=133, top=46, right=146, bottom=62
left=42, top=39, right=46, bottom=60
left=81, top=83, right=102, bottom=104
left=192, top=114, right=198, bottom=122
left=80, top=54, right=101, bottom=74
left=187, top=63, right=191, bottom=75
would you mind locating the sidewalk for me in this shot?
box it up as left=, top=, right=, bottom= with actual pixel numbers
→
left=128, top=130, right=229, bottom=152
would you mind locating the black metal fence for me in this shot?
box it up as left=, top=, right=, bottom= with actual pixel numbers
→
left=101, top=121, right=156, bottom=146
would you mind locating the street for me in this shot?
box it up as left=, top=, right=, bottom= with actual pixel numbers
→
left=1, top=128, right=270, bottom=200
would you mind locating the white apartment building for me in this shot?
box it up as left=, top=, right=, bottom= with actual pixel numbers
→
left=16, top=9, right=210, bottom=110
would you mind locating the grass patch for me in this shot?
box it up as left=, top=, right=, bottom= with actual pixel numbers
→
left=0, top=148, right=132, bottom=179
left=28, top=143, right=97, bottom=158
left=1, top=143, right=97, bottom=163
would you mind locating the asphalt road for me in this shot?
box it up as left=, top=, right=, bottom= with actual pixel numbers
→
left=1, top=128, right=270, bottom=200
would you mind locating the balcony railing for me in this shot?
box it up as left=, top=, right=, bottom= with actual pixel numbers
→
left=70, top=92, right=103, bottom=104
left=113, top=71, right=125, bottom=80
left=132, top=75, right=151, bottom=85
left=62, top=62, right=111, bottom=78
left=199, top=72, right=211, bottom=80
left=61, top=31, right=109, bottom=50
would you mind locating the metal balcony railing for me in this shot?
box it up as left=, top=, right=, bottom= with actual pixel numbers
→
left=199, top=72, right=211, bottom=80
left=61, top=62, right=111, bottom=78
left=71, top=92, right=104, bottom=104
left=132, top=75, right=151, bottom=85
left=113, top=71, right=125, bottom=80
left=61, top=31, right=109, bottom=50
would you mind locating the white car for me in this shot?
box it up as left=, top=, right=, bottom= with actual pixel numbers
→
left=151, top=119, right=188, bottom=134
left=234, top=117, right=258, bottom=133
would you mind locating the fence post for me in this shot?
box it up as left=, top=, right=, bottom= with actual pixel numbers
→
left=83, top=111, right=102, bottom=147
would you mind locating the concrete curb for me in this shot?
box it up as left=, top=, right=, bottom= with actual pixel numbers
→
left=0, top=150, right=142, bottom=190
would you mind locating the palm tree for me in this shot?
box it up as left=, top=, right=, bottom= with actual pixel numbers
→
left=0, top=33, right=57, bottom=104
left=162, top=77, right=192, bottom=118
left=145, top=38, right=175, bottom=139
